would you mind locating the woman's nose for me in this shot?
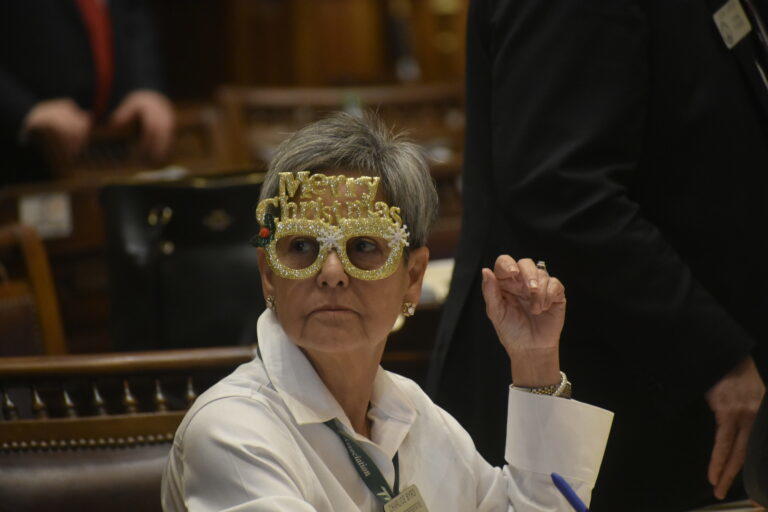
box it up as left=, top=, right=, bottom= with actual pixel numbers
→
left=316, top=250, right=349, bottom=288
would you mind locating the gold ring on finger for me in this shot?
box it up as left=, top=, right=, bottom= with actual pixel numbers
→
left=536, top=260, right=547, bottom=271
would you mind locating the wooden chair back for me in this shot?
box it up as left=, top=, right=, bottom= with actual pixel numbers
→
left=164, top=104, right=231, bottom=172
left=0, top=346, right=255, bottom=512
left=0, top=343, right=436, bottom=511
left=217, top=83, right=465, bottom=172
left=0, top=224, right=66, bottom=356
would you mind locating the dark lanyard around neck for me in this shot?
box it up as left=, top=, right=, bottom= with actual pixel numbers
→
left=255, top=345, right=401, bottom=505
left=324, top=418, right=400, bottom=506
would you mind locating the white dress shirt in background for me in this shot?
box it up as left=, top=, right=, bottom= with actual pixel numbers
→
left=161, top=310, right=613, bottom=511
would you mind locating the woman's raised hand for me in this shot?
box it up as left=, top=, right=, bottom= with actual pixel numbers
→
left=481, top=255, right=566, bottom=387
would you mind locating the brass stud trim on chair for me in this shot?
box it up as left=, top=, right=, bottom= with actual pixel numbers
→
left=0, top=433, right=176, bottom=453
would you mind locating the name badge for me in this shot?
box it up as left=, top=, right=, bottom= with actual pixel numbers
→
left=384, top=485, right=429, bottom=512
left=714, top=0, right=753, bottom=49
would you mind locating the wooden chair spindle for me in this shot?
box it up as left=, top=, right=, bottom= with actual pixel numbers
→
left=62, top=388, right=77, bottom=418
left=1, top=388, right=18, bottom=420
left=31, top=386, right=48, bottom=419
left=92, top=382, right=107, bottom=416
left=154, top=379, right=168, bottom=412
left=186, top=376, right=197, bottom=407
left=122, top=379, right=138, bottom=414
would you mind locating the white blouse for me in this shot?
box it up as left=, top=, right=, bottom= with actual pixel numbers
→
left=161, top=310, right=613, bottom=511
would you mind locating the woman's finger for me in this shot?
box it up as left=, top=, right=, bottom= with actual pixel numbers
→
left=481, top=268, right=504, bottom=325
left=493, top=255, right=520, bottom=281
left=544, top=276, right=565, bottom=311
left=714, top=426, right=751, bottom=499
left=493, top=255, right=527, bottom=297
left=535, top=265, right=550, bottom=313
left=517, top=258, right=541, bottom=311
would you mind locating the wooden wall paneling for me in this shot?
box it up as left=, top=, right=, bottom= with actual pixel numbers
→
left=291, top=0, right=390, bottom=85
left=153, top=0, right=469, bottom=100
left=224, top=0, right=295, bottom=86
left=152, top=0, right=230, bottom=101
left=408, top=0, right=468, bottom=82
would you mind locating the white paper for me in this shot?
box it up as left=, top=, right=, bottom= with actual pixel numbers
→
left=18, top=192, right=73, bottom=239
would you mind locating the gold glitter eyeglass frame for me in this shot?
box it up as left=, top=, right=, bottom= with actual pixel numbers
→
left=253, top=172, right=411, bottom=281
left=265, top=217, right=408, bottom=280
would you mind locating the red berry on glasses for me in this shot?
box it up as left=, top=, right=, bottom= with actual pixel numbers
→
left=259, top=227, right=270, bottom=238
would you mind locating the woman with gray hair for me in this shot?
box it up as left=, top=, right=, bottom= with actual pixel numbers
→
left=161, top=112, right=613, bottom=511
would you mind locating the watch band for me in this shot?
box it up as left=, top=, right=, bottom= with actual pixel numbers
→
left=513, top=371, right=572, bottom=399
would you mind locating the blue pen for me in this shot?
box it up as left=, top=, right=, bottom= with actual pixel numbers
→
left=550, top=472, right=589, bottom=512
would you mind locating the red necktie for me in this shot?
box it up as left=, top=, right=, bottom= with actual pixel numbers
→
left=76, top=0, right=114, bottom=120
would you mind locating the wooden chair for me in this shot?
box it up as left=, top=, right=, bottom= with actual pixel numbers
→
left=0, top=346, right=255, bottom=512
left=0, top=224, right=66, bottom=356
left=164, top=104, right=231, bottom=172
left=217, top=83, right=464, bottom=171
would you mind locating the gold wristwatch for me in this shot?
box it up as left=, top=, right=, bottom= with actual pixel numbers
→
left=513, top=371, right=572, bottom=399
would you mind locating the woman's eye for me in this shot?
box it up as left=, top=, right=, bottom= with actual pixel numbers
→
left=291, top=238, right=314, bottom=253
left=353, top=239, right=377, bottom=253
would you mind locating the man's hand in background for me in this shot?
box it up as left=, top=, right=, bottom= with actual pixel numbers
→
left=111, top=90, right=175, bottom=162
left=23, top=98, right=91, bottom=161
left=706, top=356, right=765, bottom=500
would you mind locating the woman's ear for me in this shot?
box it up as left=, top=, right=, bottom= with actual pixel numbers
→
left=404, top=246, right=429, bottom=304
left=256, top=248, right=275, bottom=300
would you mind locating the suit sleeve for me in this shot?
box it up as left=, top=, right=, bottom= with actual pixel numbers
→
left=118, top=0, right=166, bottom=93
left=0, top=68, right=37, bottom=138
left=485, top=0, right=754, bottom=389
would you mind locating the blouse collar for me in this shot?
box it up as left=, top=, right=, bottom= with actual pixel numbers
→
left=256, top=309, right=417, bottom=444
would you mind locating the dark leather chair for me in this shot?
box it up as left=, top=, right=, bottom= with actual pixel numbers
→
left=0, top=342, right=440, bottom=511
left=0, top=347, right=255, bottom=512
left=100, top=174, right=266, bottom=351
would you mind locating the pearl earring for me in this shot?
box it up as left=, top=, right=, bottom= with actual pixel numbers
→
left=266, top=296, right=276, bottom=311
left=402, top=302, right=415, bottom=317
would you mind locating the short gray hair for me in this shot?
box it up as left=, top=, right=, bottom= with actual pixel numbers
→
left=259, top=112, right=439, bottom=248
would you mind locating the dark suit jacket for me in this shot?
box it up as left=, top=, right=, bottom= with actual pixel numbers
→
left=0, top=0, right=165, bottom=184
left=429, top=0, right=768, bottom=509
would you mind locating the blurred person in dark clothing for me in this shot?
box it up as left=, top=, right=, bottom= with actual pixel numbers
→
left=428, top=0, right=768, bottom=510
left=0, top=0, right=174, bottom=186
